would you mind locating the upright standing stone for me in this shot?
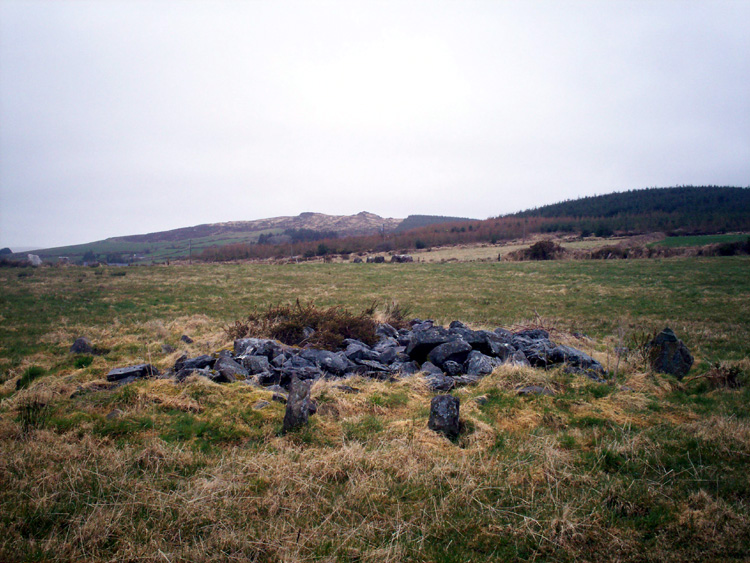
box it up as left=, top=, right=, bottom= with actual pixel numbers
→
left=282, top=377, right=317, bottom=433
left=70, top=337, right=94, bottom=355
left=647, top=327, right=693, bottom=380
left=428, top=395, right=460, bottom=440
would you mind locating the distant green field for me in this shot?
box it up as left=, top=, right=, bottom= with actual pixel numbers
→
left=31, top=228, right=284, bottom=262
left=652, top=233, right=749, bottom=248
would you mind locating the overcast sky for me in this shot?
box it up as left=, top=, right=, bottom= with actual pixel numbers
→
left=1, top=0, right=748, bottom=249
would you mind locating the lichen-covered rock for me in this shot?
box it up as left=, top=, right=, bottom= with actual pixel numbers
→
left=214, top=356, right=248, bottom=381
left=463, top=350, right=500, bottom=376
left=240, top=355, right=271, bottom=374
left=428, top=395, right=460, bottom=440
left=234, top=338, right=282, bottom=359
left=647, top=327, right=693, bottom=379
left=282, top=377, right=317, bottom=432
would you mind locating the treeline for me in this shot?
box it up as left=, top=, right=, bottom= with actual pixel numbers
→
left=200, top=186, right=750, bottom=262
left=394, top=214, right=476, bottom=232
left=514, top=186, right=750, bottom=233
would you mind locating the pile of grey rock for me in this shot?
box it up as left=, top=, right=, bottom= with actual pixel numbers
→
left=105, top=319, right=606, bottom=390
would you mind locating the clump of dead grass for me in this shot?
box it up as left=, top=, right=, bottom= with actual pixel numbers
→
left=686, top=361, right=746, bottom=389
left=225, top=299, right=379, bottom=350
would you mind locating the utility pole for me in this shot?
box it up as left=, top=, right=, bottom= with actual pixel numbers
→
left=189, top=239, right=192, bottom=265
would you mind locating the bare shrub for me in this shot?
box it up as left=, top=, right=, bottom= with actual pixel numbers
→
left=225, top=300, right=378, bottom=350
left=505, top=240, right=567, bottom=261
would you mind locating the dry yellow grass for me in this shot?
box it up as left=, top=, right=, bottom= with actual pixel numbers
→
left=1, top=259, right=749, bottom=561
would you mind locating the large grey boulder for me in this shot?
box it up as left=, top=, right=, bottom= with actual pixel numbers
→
left=492, top=328, right=514, bottom=344
left=375, top=323, right=399, bottom=339
left=282, top=355, right=316, bottom=370
left=344, top=342, right=381, bottom=363
left=374, top=336, right=399, bottom=351
left=520, top=340, right=556, bottom=368
left=549, top=345, right=605, bottom=375
left=234, top=338, right=282, bottom=359
left=428, top=339, right=473, bottom=369
left=428, top=395, right=460, bottom=440
left=282, top=377, right=317, bottom=432
left=214, top=356, right=248, bottom=381
left=175, top=354, right=215, bottom=372
left=647, top=328, right=693, bottom=379
left=241, top=355, right=271, bottom=374
left=508, top=349, right=531, bottom=367
left=377, top=346, right=406, bottom=365
left=464, top=350, right=500, bottom=376
left=406, top=326, right=452, bottom=363
left=448, top=326, right=486, bottom=350
left=299, top=349, right=349, bottom=375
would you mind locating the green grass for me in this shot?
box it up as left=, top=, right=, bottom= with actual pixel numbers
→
left=0, top=257, right=749, bottom=562
left=31, top=228, right=285, bottom=263
left=653, top=233, right=749, bottom=248
left=1, top=258, right=748, bottom=370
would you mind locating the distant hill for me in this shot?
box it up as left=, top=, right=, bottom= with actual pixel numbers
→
left=197, top=186, right=749, bottom=261
left=116, top=211, right=401, bottom=243
left=13, top=187, right=749, bottom=265
left=394, top=214, right=477, bottom=232
left=28, top=211, right=403, bottom=263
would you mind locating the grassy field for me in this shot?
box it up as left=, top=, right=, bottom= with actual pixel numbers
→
left=652, top=233, right=749, bottom=248
left=1, top=257, right=749, bottom=562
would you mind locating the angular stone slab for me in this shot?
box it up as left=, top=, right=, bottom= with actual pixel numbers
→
left=427, top=339, right=473, bottom=369
left=106, top=364, right=159, bottom=382
left=406, top=326, right=452, bottom=363
left=647, top=327, right=694, bottom=379
left=428, top=395, right=460, bottom=440
left=282, top=377, right=317, bottom=433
